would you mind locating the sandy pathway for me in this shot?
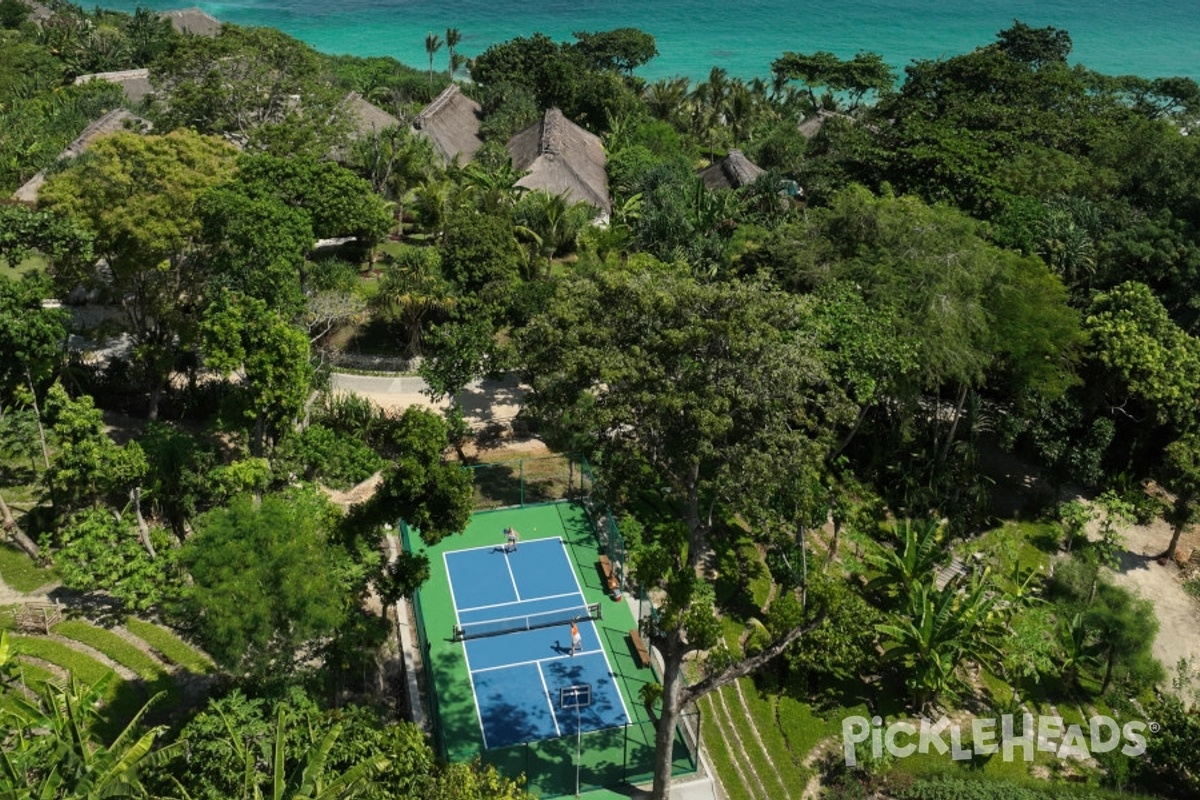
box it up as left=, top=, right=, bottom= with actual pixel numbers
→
left=1105, top=517, right=1200, bottom=692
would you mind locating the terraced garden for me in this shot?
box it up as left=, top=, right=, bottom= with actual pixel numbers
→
left=3, top=594, right=215, bottom=736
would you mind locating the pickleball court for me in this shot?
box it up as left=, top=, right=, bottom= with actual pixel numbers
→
left=445, top=537, right=631, bottom=749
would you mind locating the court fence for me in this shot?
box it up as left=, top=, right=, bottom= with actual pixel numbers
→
left=401, top=459, right=703, bottom=795
left=464, top=454, right=588, bottom=510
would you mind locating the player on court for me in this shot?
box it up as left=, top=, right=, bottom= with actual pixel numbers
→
left=504, top=527, right=519, bottom=552
left=570, top=620, right=583, bottom=656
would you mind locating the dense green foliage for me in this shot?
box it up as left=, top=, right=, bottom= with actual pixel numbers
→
left=5, top=4, right=1200, bottom=798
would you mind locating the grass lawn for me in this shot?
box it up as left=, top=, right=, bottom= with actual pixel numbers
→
left=0, top=543, right=57, bottom=593
left=0, top=254, right=45, bottom=282
left=124, top=617, right=214, bottom=674
left=53, top=619, right=166, bottom=681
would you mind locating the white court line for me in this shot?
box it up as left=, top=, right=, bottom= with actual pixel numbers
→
left=443, top=551, right=490, bottom=750
left=446, top=536, right=564, bottom=556
left=502, top=549, right=522, bottom=601
left=458, top=591, right=579, bottom=614
left=562, top=542, right=633, bottom=726
left=535, top=661, right=562, bottom=737
left=470, top=648, right=605, bottom=675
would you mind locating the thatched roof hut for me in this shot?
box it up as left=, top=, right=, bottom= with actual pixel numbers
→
left=73, top=69, right=153, bottom=105
left=160, top=7, right=222, bottom=36
left=412, top=84, right=484, bottom=165
left=12, top=109, right=151, bottom=204
left=698, top=149, right=765, bottom=190
left=507, top=108, right=610, bottom=214
left=26, top=1, right=52, bottom=23
left=344, top=92, right=401, bottom=139
left=797, top=109, right=853, bottom=138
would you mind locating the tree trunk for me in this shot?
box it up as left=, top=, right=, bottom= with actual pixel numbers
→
left=938, top=383, right=969, bottom=464
left=252, top=414, right=266, bottom=458
left=0, top=490, right=39, bottom=559
left=1159, top=515, right=1186, bottom=561
left=25, top=368, right=50, bottom=470
left=830, top=405, right=870, bottom=462
left=650, top=636, right=687, bottom=800
left=1101, top=643, right=1115, bottom=694
left=147, top=384, right=164, bottom=422
left=648, top=606, right=825, bottom=799
left=130, top=486, right=156, bottom=559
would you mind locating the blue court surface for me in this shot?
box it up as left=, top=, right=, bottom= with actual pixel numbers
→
left=444, top=537, right=631, bottom=749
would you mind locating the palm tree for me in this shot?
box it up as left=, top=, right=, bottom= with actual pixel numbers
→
left=517, top=190, right=589, bottom=278
left=372, top=254, right=456, bottom=356
left=445, top=27, right=461, bottom=78
left=423, top=32, right=442, bottom=89
left=644, top=77, right=691, bottom=128
left=460, top=159, right=527, bottom=213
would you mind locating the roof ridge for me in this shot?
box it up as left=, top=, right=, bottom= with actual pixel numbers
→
left=415, top=84, right=461, bottom=129
left=539, top=108, right=566, bottom=156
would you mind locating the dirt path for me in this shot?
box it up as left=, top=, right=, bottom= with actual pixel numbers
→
left=1106, top=517, right=1200, bottom=690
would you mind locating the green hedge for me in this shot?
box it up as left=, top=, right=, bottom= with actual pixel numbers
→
left=124, top=617, right=214, bottom=674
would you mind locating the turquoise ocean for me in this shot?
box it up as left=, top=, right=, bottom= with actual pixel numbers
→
left=97, top=0, right=1200, bottom=82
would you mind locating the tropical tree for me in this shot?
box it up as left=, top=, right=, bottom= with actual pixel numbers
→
left=177, top=489, right=353, bottom=677
left=876, top=573, right=1003, bottom=711
left=150, top=25, right=353, bottom=156
left=771, top=50, right=895, bottom=111
left=1159, top=432, right=1200, bottom=561
left=199, top=291, right=313, bottom=456
left=0, top=672, right=179, bottom=799
left=519, top=271, right=851, bottom=799
left=424, top=32, right=442, bottom=88
left=38, top=130, right=239, bottom=418
left=444, top=27, right=461, bottom=78
left=370, top=246, right=455, bottom=357
left=41, top=383, right=148, bottom=521
left=863, top=519, right=949, bottom=600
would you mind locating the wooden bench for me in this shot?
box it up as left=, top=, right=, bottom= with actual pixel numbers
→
left=629, top=628, right=651, bottom=668
left=598, top=555, right=618, bottom=592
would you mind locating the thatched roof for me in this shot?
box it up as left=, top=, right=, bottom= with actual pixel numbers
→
left=73, top=69, right=153, bottom=104
left=797, top=109, right=853, bottom=138
left=507, top=108, right=610, bottom=213
left=698, top=149, right=765, bottom=190
left=26, top=1, right=52, bottom=22
left=412, top=84, right=484, bottom=165
left=344, top=92, right=401, bottom=139
left=12, top=109, right=151, bottom=203
left=160, top=7, right=222, bottom=37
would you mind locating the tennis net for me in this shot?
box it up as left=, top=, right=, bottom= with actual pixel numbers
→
left=453, top=602, right=602, bottom=641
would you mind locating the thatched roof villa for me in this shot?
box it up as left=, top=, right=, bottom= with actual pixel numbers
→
left=412, top=84, right=484, bottom=165
left=698, top=149, right=766, bottom=190
left=73, top=69, right=153, bottom=105
left=507, top=108, right=611, bottom=216
left=160, top=7, right=222, bottom=37
left=344, top=92, right=402, bottom=139
left=12, top=109, right=151, bottom=203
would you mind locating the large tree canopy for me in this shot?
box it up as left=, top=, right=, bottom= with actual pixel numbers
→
left=519, top=270, right=850, bottom=799
left=178, top=488, right=353, bottom=676
left=149, top=24, right=352, bottom=156
left=39, top=129, right=239, bottom=417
